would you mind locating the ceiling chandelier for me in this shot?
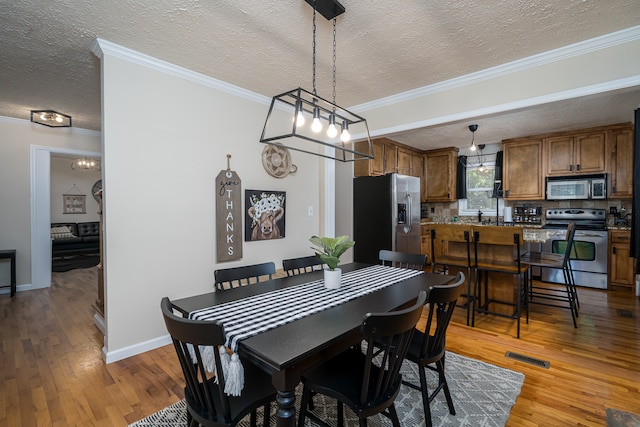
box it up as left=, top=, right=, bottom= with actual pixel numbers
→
left=259, top=0, right=373, bottom=162
left=30, top=110, right=72, bottom=128
left=71, top=157, right=101, bottom=171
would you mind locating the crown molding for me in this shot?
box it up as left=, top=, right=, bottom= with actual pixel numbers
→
left=352, top=25, right=640, bottom=113
left=92, top=38, right=271, bottom=106
left=369, top=76, right=640, bottom=138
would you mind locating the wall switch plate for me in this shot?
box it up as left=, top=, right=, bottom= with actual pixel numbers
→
left=308, top=206, right=314, bottom=216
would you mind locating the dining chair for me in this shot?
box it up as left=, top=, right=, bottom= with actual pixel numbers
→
left=402, top=272, right=465, bottom=427
left=160, top=297, right=276, bottom=427
left=297, top=291, right=427, bottom=427
left=471, top=226, right=530, bottom=338
left=214, top=262, right=276, bottom=291
left=521, top=222, right=579, bottom=327
left=429, top=224, right=475, bottom=325
left=282, top=255, right=323, bottom=277
left=378, top=249, right=427, bottom=270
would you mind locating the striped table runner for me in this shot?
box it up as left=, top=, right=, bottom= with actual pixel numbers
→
left=190, top=265, right=424, bottom=351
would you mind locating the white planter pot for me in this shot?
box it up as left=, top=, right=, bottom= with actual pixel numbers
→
left=324, top=267, right=342, bottom=289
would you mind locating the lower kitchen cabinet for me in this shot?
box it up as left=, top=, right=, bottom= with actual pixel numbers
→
left=608, top=230, right=636, bottom=292
left=420, top=224, right=432, bottom=266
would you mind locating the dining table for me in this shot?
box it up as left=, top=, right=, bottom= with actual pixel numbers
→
left=170, top=262, right=455, bottom=427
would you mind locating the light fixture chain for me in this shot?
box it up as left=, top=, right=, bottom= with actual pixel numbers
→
left=312, top=0, right=317, bottom=96
left=332, top=17, right=336, bottom=105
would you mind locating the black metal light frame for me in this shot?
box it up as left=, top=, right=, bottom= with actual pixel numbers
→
left=30, top=110, right=72, bottom=128
left=260, top=0, right=373, bottom=162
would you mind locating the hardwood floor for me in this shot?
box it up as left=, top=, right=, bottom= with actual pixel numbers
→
left=1, top=267, right=638, bottom=426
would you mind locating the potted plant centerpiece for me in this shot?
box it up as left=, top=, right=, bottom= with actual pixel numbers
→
left=309, top=235, right=355, bottom=289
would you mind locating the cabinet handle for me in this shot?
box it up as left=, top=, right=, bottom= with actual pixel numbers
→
left=613, top=247, right=617, bottom=255
left=576, top=164, right=581, bottom=171
left=569, top=165, right=573, bottom=171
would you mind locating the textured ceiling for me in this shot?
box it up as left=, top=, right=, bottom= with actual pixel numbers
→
left=1, top=0, right=639, bottom=150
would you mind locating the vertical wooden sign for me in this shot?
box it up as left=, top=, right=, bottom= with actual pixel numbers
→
left=216, top=158, right=242, bottom=262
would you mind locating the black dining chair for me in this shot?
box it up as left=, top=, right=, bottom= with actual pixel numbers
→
left=214, top=262, right=276, bottom=291
left=521, top=222, right=579, bottom=327
left=160, top=297, right=276, bottom=427
left=297, top=291, right=427, bottom=427
left=378, top=249, right=427, bottom=270
left=401, top=272, right=465, bottom=427
left=282, top=255, right=323, bottom=277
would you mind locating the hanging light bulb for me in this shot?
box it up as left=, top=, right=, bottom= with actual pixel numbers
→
left=340, top=120, right=350, bottom=142
left=327, top=114, right=338, bottom=138
left=296, top=110, right=306, bottom=127
left=295, top=99, right=305, bottom=127
left=311, top=107, right=322, bottom=133
left=55, top=114, right=64, bottom=123
left=469, top=124, right=478, bottom=151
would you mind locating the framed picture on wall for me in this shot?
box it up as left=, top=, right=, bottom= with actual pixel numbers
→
left=245, top=190, right=286, bottom=241
left=63, top=194, right=86, bottom=214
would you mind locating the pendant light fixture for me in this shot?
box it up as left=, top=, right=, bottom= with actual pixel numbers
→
left=260, top=0, right=373, bottom=162
left=469, top=124, right=478, bottom=151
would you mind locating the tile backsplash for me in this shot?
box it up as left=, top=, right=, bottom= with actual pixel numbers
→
left=424, top=199, right=632, bottom=227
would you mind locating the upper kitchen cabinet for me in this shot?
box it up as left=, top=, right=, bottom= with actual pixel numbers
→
left=608, top=124, right=634, bottom=199
left=546, top=130, right=606, bottom=176
left=354, top=138, right=397, bottom=176
left=424, top=147, right=458, bottom=202
left=502, top=138, right=544, bottom=200
left=397, top=147, right=425, bottom=179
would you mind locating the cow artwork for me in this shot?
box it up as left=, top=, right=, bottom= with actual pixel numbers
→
left=245, top=190, right=286, bottom=241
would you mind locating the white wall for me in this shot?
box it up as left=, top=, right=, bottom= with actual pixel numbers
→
left=50, top=157, right=101, bottom=223
left=0, top=118, right=100, bottom=288
left=95, top=41, right=322, bottom=361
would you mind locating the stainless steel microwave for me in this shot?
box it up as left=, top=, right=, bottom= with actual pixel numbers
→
left=546, top=174, right=607, bottom=200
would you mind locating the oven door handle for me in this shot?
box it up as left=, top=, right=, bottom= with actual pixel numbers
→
left=574, top=232, right=607, bottom=238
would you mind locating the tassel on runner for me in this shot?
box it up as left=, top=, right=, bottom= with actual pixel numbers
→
left=223, top=352, right=245, bottom=396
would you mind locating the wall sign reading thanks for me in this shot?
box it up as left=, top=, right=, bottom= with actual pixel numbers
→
left=215, top=155, right=243, bottom=262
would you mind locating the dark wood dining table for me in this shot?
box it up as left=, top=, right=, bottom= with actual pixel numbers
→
left=170, top=262, right=455, bottom=427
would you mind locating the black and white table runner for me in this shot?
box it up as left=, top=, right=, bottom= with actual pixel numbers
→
left=189, top=265, right=424, bottom=351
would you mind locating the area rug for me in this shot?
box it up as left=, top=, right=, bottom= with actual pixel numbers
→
left=129, top=352, right=524, bottom=427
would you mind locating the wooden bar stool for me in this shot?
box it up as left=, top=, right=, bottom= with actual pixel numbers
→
left=471, top=227, right=529, bottom=338
left=429, top=224, right=475, bottom=325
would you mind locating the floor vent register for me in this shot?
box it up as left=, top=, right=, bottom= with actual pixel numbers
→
left=616, top=309, right=636, bottom=319
left=505, top=351, right=550, bottom=369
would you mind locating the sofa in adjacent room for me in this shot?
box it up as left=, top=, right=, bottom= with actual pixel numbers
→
left=51, top=222, right=100, bottom=258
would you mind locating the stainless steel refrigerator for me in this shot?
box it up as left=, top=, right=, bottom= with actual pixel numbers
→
left=353, top=173, right=422, bottom=264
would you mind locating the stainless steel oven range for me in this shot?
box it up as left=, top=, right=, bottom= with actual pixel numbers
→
left=540, top=208, right=608, bottom=289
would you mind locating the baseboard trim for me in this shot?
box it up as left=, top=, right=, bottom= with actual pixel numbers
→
left=103, top=334, right=172, bottom=364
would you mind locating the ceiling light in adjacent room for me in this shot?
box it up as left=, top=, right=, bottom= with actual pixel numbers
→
left=71, top=158, right=101, bottom=171
left=30, top=110, right=72, bottom=128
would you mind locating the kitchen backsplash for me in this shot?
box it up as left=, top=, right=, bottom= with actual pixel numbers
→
left=424, top=199, right=632, bottom=227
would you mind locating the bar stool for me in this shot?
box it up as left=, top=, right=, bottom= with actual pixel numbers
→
left=521, top=222, right=579, bottom=327
left=429, top=224, right=475, bottom=325
left=471, top=227, right=529, bottom=338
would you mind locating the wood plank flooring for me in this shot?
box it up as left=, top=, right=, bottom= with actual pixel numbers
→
left=1, top=267, right=638, bottom=426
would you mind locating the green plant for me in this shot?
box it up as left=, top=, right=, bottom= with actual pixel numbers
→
left=309, top=235, right=355, bottom=271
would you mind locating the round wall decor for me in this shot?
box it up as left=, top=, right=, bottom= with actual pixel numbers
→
left=262, top=143, right=297, bottom=178
left=92, top=179, right=102, bottom=202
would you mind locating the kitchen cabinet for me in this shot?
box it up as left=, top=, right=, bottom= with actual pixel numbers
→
left=608, top=230, right=636, bottom=292
left=410, top=152, right=424, bottom=179
left=396, top=147, right=412, bottom=175
left=424, top=147, right=458, bottom=202
left=546, top=131, right=606, bottom=176
left=353, top=138, right=397, bottom=176
left=420, top=224, right=432, bottom=264
left=608, top=125, right=634, bottom=199
left=502, top=138, right=544, bottom=200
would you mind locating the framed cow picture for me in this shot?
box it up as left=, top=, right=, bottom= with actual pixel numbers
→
left=245, top=190, right=286, bottom=241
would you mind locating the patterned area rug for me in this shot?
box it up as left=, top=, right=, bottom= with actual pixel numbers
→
left=129, top=352, right=524, bottom=427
